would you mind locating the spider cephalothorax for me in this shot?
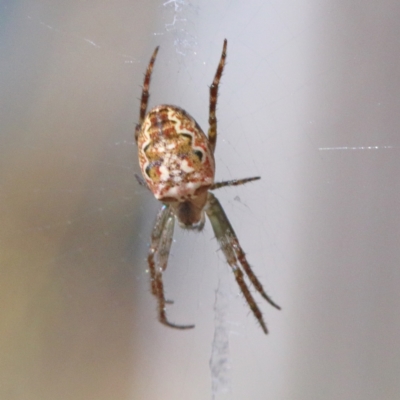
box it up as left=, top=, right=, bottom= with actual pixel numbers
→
left=135, top=39, right=280, bottom=334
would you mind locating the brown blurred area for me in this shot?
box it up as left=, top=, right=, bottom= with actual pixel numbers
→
left=0, top=2, right=160, bottom=399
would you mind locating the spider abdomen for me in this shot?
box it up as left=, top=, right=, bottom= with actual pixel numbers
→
left=138, top=105, right=215, bottom=202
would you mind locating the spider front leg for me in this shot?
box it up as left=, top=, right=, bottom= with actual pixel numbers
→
left=205, top=192, right=280, bottom=334
left=148, top=205, right=195, bottom=330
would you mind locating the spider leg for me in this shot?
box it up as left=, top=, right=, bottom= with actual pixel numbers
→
left=135, top=46, right=159, bottom=143
left=211, top=176, right=260, bottom=190
left=208, top=39, right=227, bottom=154
left=148, top=206, right=173, bottom=298
left=148, top=205, right=195, bottom=329
left=231, top=237, right=281, bottom=310
left=205, top=192, right=280, bottom=334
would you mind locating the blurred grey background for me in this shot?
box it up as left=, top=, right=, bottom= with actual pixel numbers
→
left=1, top=1, right=400, bottom=399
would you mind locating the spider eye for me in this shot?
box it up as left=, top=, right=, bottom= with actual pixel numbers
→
left=193, top=149, right=203, bottom=162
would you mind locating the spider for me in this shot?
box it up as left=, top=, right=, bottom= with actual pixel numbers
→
left=135, top=39, right=280, bottom=334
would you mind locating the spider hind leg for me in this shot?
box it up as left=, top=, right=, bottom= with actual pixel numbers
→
left=205, top=192, right=280, bottom=334
left=208, top=39, right=227, bottom=154
left=148, top=205, right=195, bottom=330
left=135, top=46, right=159, bottom=143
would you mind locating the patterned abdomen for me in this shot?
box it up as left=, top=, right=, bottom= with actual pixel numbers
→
left=138, top=105, right=215, bottom=201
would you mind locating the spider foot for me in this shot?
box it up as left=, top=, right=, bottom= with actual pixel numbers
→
left=258, top=318, right=268, bottom=335
left=260, top=292, right=281, bottom=311
left=160, top=319, right=195, bottom=330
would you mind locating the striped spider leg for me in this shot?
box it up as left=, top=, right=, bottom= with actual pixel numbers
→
left=135, top=39, right=280, bottom=333
left=205, top=189, right=281, bottom=334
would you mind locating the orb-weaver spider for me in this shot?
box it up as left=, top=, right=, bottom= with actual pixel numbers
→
left=135, top=39, right=280, bottom=334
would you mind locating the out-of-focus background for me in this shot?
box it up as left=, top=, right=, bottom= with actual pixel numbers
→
left=1, top=1, right=400, bottom=399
